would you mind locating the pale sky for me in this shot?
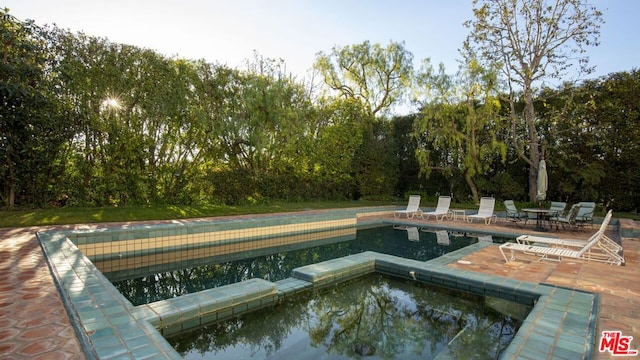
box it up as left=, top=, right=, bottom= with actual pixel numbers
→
left=4, top=0, right=639, bottom=84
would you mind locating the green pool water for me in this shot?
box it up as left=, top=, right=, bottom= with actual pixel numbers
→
left=167, top=273, right=530, bottom=360
left=105, top=226, right=509, bottom=306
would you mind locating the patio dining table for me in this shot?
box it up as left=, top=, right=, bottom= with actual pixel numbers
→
left=522, top=208, right=557, bottom=232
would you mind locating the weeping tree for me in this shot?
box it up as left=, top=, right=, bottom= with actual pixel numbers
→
left=414, top=59, right=505, bottom=202
left=463, top=0, right=603, bottom=202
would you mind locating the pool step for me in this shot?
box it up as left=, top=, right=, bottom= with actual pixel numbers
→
left=133, top=278, right=278, bottom=336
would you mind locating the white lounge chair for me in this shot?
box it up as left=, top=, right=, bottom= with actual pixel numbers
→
left=394, top=195, right=421, bottom=219
left=500, top=210, right=624, bottom=265
left=421, top=196, right=451, bottom=221
left=466, top=197, right=497, bottom=225
left=517, top=210, right=621, bottom=251
left=517, top=233, right=622, bottom=254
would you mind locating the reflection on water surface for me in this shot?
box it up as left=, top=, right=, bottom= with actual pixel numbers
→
left=168, top=274, right=529, bottom=360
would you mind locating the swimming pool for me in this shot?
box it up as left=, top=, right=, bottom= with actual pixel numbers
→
left=167, top=273, right=531, bottom=359
left=104, top=225, right=503, bottom=306
left=36, top=207, right=600, bottom=359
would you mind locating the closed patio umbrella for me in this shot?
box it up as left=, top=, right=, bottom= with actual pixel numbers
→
left=536, top=159, right=548, bottom=202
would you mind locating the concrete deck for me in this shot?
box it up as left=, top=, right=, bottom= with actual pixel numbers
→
left=1, top=211, right=638, bottom=359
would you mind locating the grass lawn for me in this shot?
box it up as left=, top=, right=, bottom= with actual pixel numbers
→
left=1, top=200, right=636, bottom=228
left=0, top=200, right=405, bottom=228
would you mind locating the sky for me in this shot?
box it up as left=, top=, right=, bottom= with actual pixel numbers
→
left=4, top=0, right=639, bottom=85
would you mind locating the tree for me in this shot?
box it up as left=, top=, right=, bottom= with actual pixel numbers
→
left=0, top=10, right=75, bottom=208
left=414, top=59, right=505, bottom=202
left=463, top=0, right=603, bottom=201
left=196, top=53, right=316, bottom=203
left=55, top=31, right=201, bottom=205
left=307, top=97, right=368, bottom=199
left=313, top=41, right=411, bottom=198
left=541, top=70, right=640, bottom=210
left=391, top=114, right=425, bottom=196
left=591, top=71, right=640, bottom=211
left=313, top=40, right=413, bottom=117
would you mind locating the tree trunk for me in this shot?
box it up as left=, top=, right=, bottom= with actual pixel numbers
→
left=464, top=170, right=479, bottom=203
left=6, top=153, right=15, bottom=209
left=524, top=88, right=540, bottom=203
left=8, top=185, right=15, bottom=209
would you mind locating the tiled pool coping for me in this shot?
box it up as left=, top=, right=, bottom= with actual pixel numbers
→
left=37, top=208, right=599, bottom=359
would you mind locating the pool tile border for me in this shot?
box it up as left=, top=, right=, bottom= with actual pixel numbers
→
left=37, top=208, right=599, bottom=359
left=292, top=246, right=597, bottom=359
left=133, top=278, right=279, bottom=337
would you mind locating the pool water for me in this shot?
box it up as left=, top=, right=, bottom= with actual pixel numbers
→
left=105, top=226, right=508, bottom=306
left=167, top=273, right=530, bottom=360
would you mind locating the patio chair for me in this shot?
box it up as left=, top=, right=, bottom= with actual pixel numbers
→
left=421, top=196, right=451, bottom=221
left=516, top=209, right=618, bottom=248
left=550, top=204, right=580, bottom=230
left=526, top=210, right=621, bottom=256
left=466, top=197, right=497, bottom=225
left=575, top=202, right=596, bottom=228
left=545, top=201, right=567, bottom=220
left=394, top=195, right=421, bottom=219
left=499, top=210, right=624, bottom=265
left=516, top=233, right=622, bottom=256
left=504, top=200, right=528, bottom=227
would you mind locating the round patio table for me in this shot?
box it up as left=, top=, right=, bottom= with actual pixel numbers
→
left=522, top=208, right=556, bottom=232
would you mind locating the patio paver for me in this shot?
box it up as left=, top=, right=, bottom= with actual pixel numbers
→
left=0, top=227, right=84, bottom=359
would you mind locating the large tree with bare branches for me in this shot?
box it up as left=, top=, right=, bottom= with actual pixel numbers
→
left=463, top=0, right=603, bottom=201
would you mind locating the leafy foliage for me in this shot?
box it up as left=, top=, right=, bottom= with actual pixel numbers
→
left=464, top=0, right=604, bottom=201
left=540, top=70, right=640, bottom=210
left=0, top=10, right=77, bottom=208
left=1, top=8, right=638, bottom=212
left=414, top=59, right=506, bottom=202
left=314, top=40, right=413, bottom=117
